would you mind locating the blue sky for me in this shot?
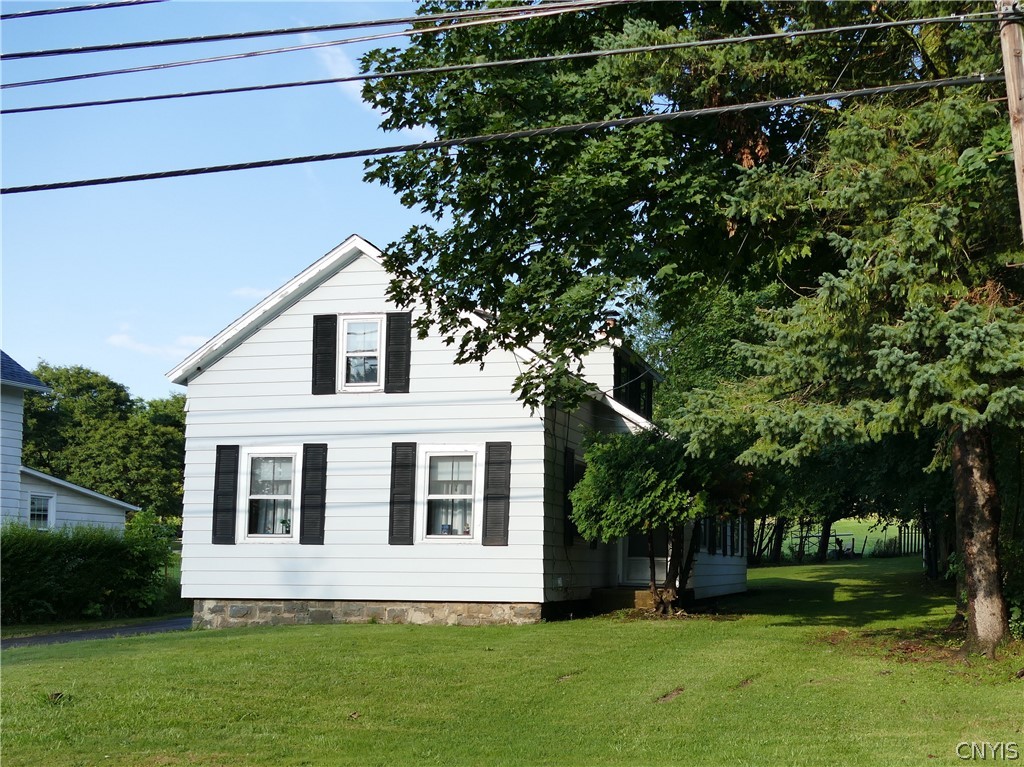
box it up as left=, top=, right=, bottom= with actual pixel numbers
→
left=2, top=0, right=433, bottom=400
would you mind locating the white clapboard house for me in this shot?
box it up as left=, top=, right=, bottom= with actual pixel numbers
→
left=1, top=351, right=137, bottom=530
left=169, top=235, right=746, bottom=628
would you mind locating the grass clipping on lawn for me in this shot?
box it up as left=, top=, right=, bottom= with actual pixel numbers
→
left=2, top=558, right=1021, bottom=767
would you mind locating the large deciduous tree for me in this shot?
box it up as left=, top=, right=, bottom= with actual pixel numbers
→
left=23, top=364, right=185, bottom=519
left=361, top=0, right=929, bottom=404
left=362, top=2, right=1021, bottom=654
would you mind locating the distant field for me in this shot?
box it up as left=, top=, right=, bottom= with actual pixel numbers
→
left=2, top=558, right=1020, bottom=767
left=783, top=515, right=912, bottom=559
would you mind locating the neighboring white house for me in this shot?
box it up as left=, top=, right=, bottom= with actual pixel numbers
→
left=1, top=351, right=138, bottom=530
left=169, top=235, right=746, bottom=628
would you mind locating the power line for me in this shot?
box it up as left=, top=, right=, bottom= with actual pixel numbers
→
left=1, top=0, right=630, bottom=90
left=0, top=0, right=165, bottom=21
left=1, top=74, right=998, bottom=195
left=1, top=0, right=628, bottom=59
left=0, top=10, right=1005, bottom=105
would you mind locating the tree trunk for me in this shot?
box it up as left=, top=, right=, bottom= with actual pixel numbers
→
left=661, top=526, right=685, bottom=610
left=769, top=518, right=786, bottom=564
left=752, top=515, right=767, bottom=565
left=922, top=506, right=940, bottom=580
left=796, top=518, right=808, bottom=563
left=647, top=529, right=665, bottom=613
left=744, top=509, right=755, bottom=565
left=815, top=517, right=834, bottom=563
left=951, top=426, right=1008, bottom=658
left=678, top=525, right=701, bottom=602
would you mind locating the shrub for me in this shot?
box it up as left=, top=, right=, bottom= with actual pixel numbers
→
left=1001, top=538, right=1024, bottom=641
left=0, top=513, right=181, bottom=624
left=870, top=537, right=901, bottom=558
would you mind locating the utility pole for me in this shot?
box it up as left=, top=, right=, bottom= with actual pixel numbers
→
left=997, top=0, right=1024, bottom=242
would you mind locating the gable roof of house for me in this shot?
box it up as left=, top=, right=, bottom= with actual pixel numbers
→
left=167, top=234, right=382, bottom=386
left=21, top=467, right=140, bottom=512
left=1, top=351, right=50, bottom=393
left=165, top=233, right=657, bottom=431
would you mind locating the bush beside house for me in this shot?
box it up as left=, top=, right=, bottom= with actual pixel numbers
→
left=0, top=512, right=183, bottom=623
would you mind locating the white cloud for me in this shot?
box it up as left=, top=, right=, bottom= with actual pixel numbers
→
left=306, top=35, right=436, bottom=142
left=231, top=287, right=271, bottom=299
left=307, top=37, right=371, bottom=113
left=106, top=333, right=208, bottom=359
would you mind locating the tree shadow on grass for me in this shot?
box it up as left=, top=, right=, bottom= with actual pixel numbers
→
left=714, top=558, right=955, bottom=629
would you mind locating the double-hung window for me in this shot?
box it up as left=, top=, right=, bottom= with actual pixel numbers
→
left=247, top=454, right=296, bottom=537
left=425, top=454, right=475, bottom=537
left=342, top=316, right=382, bottom=389
left=29, top=493, right=54, bottom=530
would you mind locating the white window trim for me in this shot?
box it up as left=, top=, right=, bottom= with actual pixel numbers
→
left=415, top=444, right=485, bottom=544
left=339, top=314, right=384, bottom=392
left=28, top=492, right=55, bottom=530
left=237, top=446, right=302, bottom=544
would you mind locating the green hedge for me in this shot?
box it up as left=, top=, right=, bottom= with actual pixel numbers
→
left=1, top=512, right=181, bottom=624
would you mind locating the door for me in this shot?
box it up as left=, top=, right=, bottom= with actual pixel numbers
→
left=621, top=529, right=669, bottom=585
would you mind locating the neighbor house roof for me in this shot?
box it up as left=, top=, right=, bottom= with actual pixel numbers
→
left=1, top=351, right=50, bottom=393
left=21, top=467, right=140, bottom=512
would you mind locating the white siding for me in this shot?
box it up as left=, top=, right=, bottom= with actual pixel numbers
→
left=181, top=254, right=549, bottom=604
left=580, top=344, right=617, bottom=398
left=688, top=551, right=748, bottom=599
left=20, top=473, right=127, bottom=529
left=1, top=387, right=24, bottom=518
left=541, top=402, right=623, bottom=602
left=178, top=248, right=745, bottom=606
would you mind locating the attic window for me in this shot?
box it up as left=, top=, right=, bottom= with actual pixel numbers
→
left=342, top=316, right=382, bottom=389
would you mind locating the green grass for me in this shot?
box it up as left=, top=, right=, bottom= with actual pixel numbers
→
left=2, top=559, right=1021, bottom=767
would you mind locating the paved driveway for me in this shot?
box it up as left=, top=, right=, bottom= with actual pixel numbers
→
left=1, top=617, right=193, bottom=650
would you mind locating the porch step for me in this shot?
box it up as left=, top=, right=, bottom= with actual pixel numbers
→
left=591, top=587, right=656, bottom=612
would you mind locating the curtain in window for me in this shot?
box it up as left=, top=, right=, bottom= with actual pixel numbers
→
left=427, top=455, right=473, bottom=536
left=345, top=321, right=380, bottom=384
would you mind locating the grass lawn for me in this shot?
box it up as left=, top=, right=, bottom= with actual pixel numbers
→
left=2, top=558, right=1021, bottom=767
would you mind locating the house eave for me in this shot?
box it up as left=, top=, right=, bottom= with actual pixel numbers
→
left=588, top=390, right=657, bottom=432
left=1, top=379, right=51, bottom=394
left=21, top=467, right=141, bottom=512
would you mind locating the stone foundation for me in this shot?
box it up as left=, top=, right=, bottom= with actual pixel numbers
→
left=193, top=599, right=543, bottom=629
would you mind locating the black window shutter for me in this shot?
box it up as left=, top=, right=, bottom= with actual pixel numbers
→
left=299, top=443, right=328, bottom=545
left=212, top=445, right=239, bottom=545
left=563, top=447, right=577, bottom=546
left=384, top=312, right=412, bottom=393
left=482, top=442, right=512, bottom=546
left=707, top=517, right=717, bottom=555
left=311, top=314, right=337, bottom=395
left=389, top=442, right=416, bottom=545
